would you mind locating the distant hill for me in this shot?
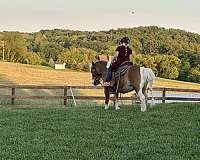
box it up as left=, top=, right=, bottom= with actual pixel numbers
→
left=0, top=26, right=199, bottom=82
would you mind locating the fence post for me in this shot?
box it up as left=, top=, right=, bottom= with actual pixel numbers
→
left=11, top=88, right=15, bottom=105
left=162, top=88, right=166, bottom=103
left=64, top=87, right=67, bottom=106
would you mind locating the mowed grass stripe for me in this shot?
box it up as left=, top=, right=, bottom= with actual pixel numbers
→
left=0, top=103, right=199, bottom=160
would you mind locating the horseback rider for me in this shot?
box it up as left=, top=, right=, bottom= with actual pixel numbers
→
left=103, top=36, right=133, bottom=86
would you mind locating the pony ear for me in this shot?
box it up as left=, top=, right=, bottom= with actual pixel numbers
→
left=107, top=54, right=109, bottom=61
left=95, top=55, right=100, bottom=61
left=89, top=63, right=92, bottom=71
left=89, top=61, right=94, bottom=71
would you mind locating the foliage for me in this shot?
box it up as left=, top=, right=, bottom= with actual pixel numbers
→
left=24, top=52, right=42, bottom=65
left=48, top=58, right=55, bottom=68
left=189, top=65, right=200, bottom=82
left=58, top=48, right=97, bottom=71
left=0, top=26, right=200, bottom=82
left=2, top=32, right=28, bottom=62
left=132, top=54, right=181, bottom=79
left=156, top=55, right=181, bottom=79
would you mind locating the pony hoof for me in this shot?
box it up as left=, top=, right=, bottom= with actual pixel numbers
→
left=105, top=105, right=109, bottom=110
left=141, top=108, right=146, bottom=112
left=150, top=102, right=155, bottom=108
left=115, top=106, right=120, bottom=110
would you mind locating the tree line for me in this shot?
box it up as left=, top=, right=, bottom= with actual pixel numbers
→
left=0, top=26, right=199, bottom=82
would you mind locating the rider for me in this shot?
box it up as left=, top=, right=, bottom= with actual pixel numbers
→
left=103, top=36, right=132, bottom=86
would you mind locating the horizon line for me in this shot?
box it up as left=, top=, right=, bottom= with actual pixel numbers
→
left=0, top=25, right=200, bottom=35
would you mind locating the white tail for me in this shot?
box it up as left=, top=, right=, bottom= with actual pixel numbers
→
left=140, top=67, right=156, bottom=107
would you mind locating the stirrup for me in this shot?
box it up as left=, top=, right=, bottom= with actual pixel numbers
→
left=110, top=87, right=116, bottom=94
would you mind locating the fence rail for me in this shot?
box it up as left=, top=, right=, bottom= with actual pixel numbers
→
left=0, top=85, right=200, bottom=105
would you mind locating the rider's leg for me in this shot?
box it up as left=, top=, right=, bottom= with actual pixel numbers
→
left=104, top=67, right=112, bottom=86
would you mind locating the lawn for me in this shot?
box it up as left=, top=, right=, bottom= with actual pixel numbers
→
left=0, top=103, right=199, bottom=160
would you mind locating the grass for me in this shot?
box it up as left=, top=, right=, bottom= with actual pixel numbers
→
left=0, top=103, right=199, bottom=160
left=0, top=61, right=199, bottom=105
left=0, top=61, right=200, bottom=89
left=0, top=61, right=90, bottom=85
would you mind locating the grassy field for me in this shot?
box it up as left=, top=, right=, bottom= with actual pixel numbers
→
left=0, top=61, right=199, bottom=105
left=0, top=61, right=200, bottom=89
left=0, top=103, right=199, bottom=160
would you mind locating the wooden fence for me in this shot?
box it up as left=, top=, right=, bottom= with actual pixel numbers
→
left=0, top=85, right=200, bottom=105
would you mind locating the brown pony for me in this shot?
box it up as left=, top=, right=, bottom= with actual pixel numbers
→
left=90, top=60, right=155, bottom=112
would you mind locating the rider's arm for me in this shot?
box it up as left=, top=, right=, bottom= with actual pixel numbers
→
left=111, top=51, right=119, bottom=63
left=129, top=54, right=132, bottom=60
left=129, top=49, right=133, bottom=61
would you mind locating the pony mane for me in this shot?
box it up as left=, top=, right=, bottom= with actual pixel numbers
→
left=95, top=60, right=107, bottom=67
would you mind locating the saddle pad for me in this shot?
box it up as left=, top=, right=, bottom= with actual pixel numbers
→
left=113, top=65, right=131, bottom=78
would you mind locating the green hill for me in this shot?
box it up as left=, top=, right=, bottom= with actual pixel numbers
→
left=0, top=26, right=199, bottom=82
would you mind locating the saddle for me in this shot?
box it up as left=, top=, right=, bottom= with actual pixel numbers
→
left=109, top=62, right=133, bottom=94
left=112, top=61, right=133, bottom=79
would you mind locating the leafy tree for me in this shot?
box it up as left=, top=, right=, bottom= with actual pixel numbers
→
left=3, top=32, right=28, bottom=62
left=179, top=58, right=191, bottom=81
left=24, top=52, right=42, bottom=65
left=189, top=65, right=200, bottom=82
left=58, top=48, right=97, bottom=71
left=42, top=42, right=63, bottom=61
left=156, top=55, right=181, bottom=79
left=48, top=58, right=55, bottom=68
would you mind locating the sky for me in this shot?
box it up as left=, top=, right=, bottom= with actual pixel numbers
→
left=0, top=0, right=200, bottom=34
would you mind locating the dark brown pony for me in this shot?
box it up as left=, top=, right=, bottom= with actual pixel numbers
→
left=90, top=60, right=155, bottom=112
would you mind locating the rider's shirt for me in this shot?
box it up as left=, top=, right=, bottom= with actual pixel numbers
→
left=111, top=45, right=132, bottom=70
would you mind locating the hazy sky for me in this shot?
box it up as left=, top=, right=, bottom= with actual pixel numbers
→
left=0, top=0, right=200, bottom=33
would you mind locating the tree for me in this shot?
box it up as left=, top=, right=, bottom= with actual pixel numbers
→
left=3, top=32, right=28, bottom=62
left=58, top=48, right=97, bottom=71
left=42, top=42, right=63, bottom=61
left=156, top=55, right=181, bottom=79
left=189, top=65, right=200, bottom=82
left=48, top=58, right=55, bottom=68
left=179, top=58, right=191, bottom=81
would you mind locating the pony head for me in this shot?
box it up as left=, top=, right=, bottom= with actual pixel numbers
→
left=90, top=61, right=103, bottom=86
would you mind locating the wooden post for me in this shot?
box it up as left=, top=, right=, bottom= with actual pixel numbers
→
left=11, top=88, right=15, bottom=105
left=64, top=87, right=67, bottom=105
left=162, top=88, right=166, bottom=103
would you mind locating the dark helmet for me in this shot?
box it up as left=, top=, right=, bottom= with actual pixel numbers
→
left=120, top=36, right=130, bottom=44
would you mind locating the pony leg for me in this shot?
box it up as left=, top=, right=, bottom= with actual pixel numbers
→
left=104, top=87, right=110, bottom=110
left=149, top=81, right=155, bottom=107
left=138, top=90, right=147, bottom=112
left=142, top=83, right=148, bottom=104
left=114, top=93, right=120, bottom=110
